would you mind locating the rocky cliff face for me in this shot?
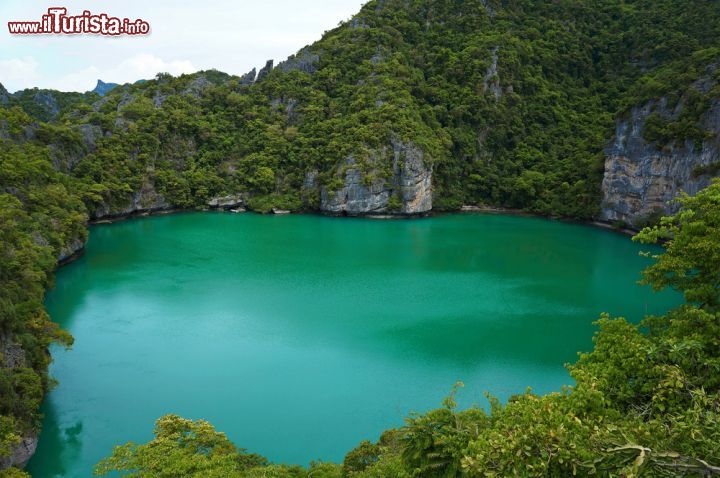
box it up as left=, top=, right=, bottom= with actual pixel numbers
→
left=0, top=335, right=38, bottom=469
left=58, top=237, right=86, bottom=263
left=239, top=68, right=257, bottom=86
left=0, top=83, right=9, bottom=104
left=601, top=89, right=720, bottom=227
left=92, top=179, right=171, bottom=220
left=320, top=140, right=432, bottom=215
left=206, top=194, right=244, bottom=210
left=277, top=48, right=320, bottom=74
left=1, top=436, right=37, bottom=469
left=256, top=60, right=274, bottom=82
left=57, top=180, right=172, bottom=262
left=483, top=47, right=502, bottom=101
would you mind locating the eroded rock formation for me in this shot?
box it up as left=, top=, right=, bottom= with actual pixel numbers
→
left=92, top=180, right=171, bottom=220
left=320, top=139, right=432, bottom=215
left=601, top=97, right=720, bottom=227
left=0, top=335, right=38, bottom=469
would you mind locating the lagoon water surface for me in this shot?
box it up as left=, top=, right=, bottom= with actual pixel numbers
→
left=28, top=213, right=678, bottom=477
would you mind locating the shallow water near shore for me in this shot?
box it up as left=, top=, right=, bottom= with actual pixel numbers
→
left=28, top=212, right=679, bottom=477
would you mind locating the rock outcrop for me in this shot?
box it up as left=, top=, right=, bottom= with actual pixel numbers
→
left=207, top=194, right=244, bottom=210
left=0, top=83, right=9, bottom=104
left=320, top=140, right=432, bottom=215
left=0, top=335, right=38, bottom=469
left=92, top=180, right=171, bottom=220
left=277, top=48, right=320, bottom=74
left=58, top=236, right=86, bottom=263
left=0, top=334, right=26, bottom=369
left=0, top=435, right=37, bottom=469
left=348, top=17, right=369, bottom=29
left=270, top=97, right=300, bottom=123
left=483, top=47, right=501, bottom=101
left=49, top=123, right=103, bottom=173
left=481, top=0, right=497, bottom=17
left=182, top=75, right=214, bottom=98
left=600, top=96, right=720, bottom=227
left=91, top=80, right=119, bottom=96
left=239, top=68, right=257, bottom=86
left=32, top=90, right=60, bottom=118
left=256, top=60, right=274, bottom=82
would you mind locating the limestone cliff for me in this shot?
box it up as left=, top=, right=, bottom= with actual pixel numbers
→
left=1, top=436, right=36, bottom=470
left=206, top=194, right=245, bottom=210
left=239, top=68, right=257, bottom=86
left=92, top=180, right=171, bottom=220
left=601, top=80, right=720, bottom=227
left=320, top=139, right=432, bottom=215
left=277, top=48, right=320, bottom=75
left=0, top=83, right=9, bottom=105
left=58, top=237, right=86, bottom=263
left=256, top=60, right=274, bottom=82
left=0, top=335, right=38, bottom=469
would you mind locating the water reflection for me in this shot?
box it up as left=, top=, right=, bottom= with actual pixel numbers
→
left=30, top=401, right=83, bottom=477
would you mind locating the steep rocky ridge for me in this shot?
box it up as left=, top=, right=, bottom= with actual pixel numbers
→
left=277, top=48, right=321, bottom=74
left=256, top=60, right=274, bottom=81
left=602, top=70, right=720, bottom=227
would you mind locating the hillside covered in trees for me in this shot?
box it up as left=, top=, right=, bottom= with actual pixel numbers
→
left=1, top=0, right=720, bottom=475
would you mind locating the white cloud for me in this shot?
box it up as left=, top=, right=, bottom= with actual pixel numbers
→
left=51, top=66, right=103, bottom=93
left=109, top=54, right=196, bottom=82
left=5, top=54, right=195, bottom=92
left=0, top=56, right=40, bottom=91
left=55, top=54, right=196, bottom=92
left=0, top=0, right=366, bottom=92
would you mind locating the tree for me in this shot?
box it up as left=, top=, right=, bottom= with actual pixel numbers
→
left=633, top=178, right=720, bottom=309
left=343, top=441, right=380, bottom=476
left=401, top=383, right=488, bottom=478
left=94, top=415, right=342, bottom=478
left=94, top=415, right=254, bottom=477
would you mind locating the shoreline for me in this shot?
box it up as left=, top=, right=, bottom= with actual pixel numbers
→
left=54, top=204, right=639, bottom=268
left=55, top=204, right=639, bottom=271
left=85, top=204, right=638, bottom=234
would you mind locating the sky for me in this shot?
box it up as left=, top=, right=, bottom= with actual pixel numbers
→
left=0, top=0, right=367, bottom=93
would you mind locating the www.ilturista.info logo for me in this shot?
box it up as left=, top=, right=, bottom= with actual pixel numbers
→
left=8, top=8, right=150, bottom=35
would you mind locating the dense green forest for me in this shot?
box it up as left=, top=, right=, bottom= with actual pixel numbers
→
left=1, top=0, right=720, bottom=475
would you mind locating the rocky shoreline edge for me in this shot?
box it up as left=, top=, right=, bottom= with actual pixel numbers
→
left=58, top=203, right=639, bottom=268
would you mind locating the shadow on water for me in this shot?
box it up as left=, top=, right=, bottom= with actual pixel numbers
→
left=44, top=254, right=95, bottom=332
left=373, top=310, right=594, bottom=368
left=26, top=401, right=84, bottom=477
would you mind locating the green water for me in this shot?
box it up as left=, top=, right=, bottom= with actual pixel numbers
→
left=28, top=213, right=678, bottom=477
